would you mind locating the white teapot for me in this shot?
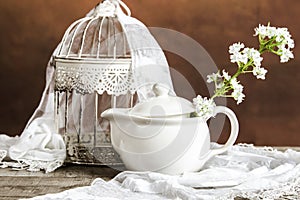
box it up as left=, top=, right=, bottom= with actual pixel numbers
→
left=101, top=84, right=239, bottom=175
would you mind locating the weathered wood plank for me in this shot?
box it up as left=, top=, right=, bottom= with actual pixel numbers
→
left=0, top=185, right=90, bottom=198
left=0, top=165, right=120, bottom=200
left=0, top=165, right=120, bottom=177
left=0, top=177, right=92, bottom=187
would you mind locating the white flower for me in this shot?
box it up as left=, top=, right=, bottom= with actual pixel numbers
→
left=229, top=43, right=249, bottom=65
left=250, top=49, right=263, bottom=67
left=253, top=67, right=268, bottom=80
left=229, top=42, right=245, bottom=54
left=230, top=78, right=241, bottom=90
left=216, top=81, right=225, bottom=89
left=235, top=92, right=245, bottom=104
left=254, top=24, right=268, bottom=38
left=254, top=24, right=276, bottom=38
left=230, top=78, right=238, bottom=87
left=230, top=52, right=241, bottom=63
left=230, top=52, right=248, bottom=64
left=275, top=27, right=291, bottom=43
left=232, top=86, right=245, bottom=104
left=193, top=95, right=216, bottom=120
left=286, top=38, right=295, bottom=49
left=266, top=26, right=277, bottom=38
left=242, top=48, right=263, bottom=67
left=279, top=48, right=294, bottom=63
left=231, top=47, right=262, bottom=66
left=230, top=81, right=245, bottom=104
left=193, top=95, right=203, bottom=106
left=222, top=70, right=231, bottom=81
left=207, top=71, right=221, bottom=83
left=253, top=55, right=263, bottom=68
left=275, top=28, right=295, bottom=61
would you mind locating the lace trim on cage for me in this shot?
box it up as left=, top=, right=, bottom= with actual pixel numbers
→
left=55, top=59, right=136, bottom=95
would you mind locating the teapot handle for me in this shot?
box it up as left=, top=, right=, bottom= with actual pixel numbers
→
left=205, top=106, right=239, bottom=158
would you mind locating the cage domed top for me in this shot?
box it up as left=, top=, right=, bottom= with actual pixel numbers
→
left=54, top=0, right=174, bottom=96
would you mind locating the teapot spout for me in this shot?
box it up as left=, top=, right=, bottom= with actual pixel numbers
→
left=101, top=108, right=114, bottom=120
left=101, top=108, right=130, bottom=120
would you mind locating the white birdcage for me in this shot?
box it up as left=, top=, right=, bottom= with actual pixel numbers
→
left=53, top=0, right=174, bottom=164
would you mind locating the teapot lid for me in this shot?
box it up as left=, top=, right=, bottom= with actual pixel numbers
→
left=130, top=84, right=195, bottom=117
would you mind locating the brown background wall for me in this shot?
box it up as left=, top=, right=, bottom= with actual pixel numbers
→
left=0, top=0, right=299, bottom=146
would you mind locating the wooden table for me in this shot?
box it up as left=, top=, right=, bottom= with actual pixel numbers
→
left=1, top=147, right=299, bottom=200
left=0, top=164, right=120, bottom=200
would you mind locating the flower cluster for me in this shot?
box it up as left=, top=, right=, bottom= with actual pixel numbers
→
left=192, top=95, right=216, bottom=120
left=207, top=70, right=245, bottom=104
left=229, top=43, right=267, bottom=80
left=192, top=23, right=294, bottom=119
left=254, top=24, right=294, bottom=63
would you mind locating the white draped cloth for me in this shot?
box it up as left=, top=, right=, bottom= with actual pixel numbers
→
left=0, top=64, right=66, bottom=172
left=21, top=143, right=300, bottom=200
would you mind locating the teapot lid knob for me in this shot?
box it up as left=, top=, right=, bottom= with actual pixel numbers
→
left=153, top=84, right=170, bottom=97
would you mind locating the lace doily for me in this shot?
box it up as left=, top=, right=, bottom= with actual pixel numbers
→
left=55, top=58, right=136, bottom=95
left=229, top=178, right=300, bottom=199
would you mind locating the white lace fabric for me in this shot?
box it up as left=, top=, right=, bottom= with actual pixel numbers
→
left=22, top=144, right=300, bottom=200
left=0, top=117, right=66, bottom=173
